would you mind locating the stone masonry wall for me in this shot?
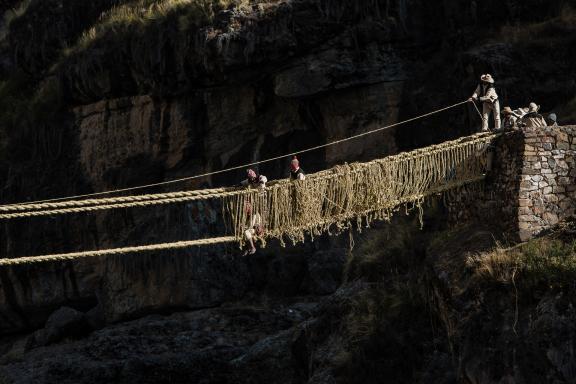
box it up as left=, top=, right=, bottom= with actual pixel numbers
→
left=518, top=126, right=576, bottom=241
left=448, top=126, right=576, bottom=242
left=447, top=131, right=525, bottom=239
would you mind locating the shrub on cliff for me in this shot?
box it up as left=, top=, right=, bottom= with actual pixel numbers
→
left=72, top=0, right=243, bottom=53
left=468, top=236, right=576, bottom=293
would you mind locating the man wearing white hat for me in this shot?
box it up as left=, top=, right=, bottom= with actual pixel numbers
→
left=521, top=102, right=547, bottom=128
left=502, top=106, right=521, bottom=130
left=469, top=74, right=501, bottom=131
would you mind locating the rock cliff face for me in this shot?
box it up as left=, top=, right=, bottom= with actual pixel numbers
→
left=0, top=0, right=575, bottom=382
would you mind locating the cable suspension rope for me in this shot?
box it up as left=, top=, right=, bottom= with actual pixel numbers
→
left=0, top=100, right=473, bottom=209
left=0, top=131, right=495, bottom=219
left=0, top=188, right=234, bottom=215
left=0, top=237, right=237, bottom=266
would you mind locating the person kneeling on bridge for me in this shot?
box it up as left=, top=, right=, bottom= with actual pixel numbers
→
left=242, top=169, right=268, bottom=189
left=469, top=74, right=501, bottom=131
left=290, top=156, right=306, bottom=181
left=243, top=202, right=264, bottom=256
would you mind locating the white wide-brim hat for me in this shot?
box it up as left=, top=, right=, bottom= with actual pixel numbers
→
left=480, top=74, right=495, bottom=84
left=528, top=102, right=540, bottom=112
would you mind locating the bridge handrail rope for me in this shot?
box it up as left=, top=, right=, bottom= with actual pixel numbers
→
left=0, top=187, right=233, bottom=213
left=0, top=131, right=494, bottom=219
left=0, top=100, right=473, bottom=211
left=0, top=237, right=238, bottom=266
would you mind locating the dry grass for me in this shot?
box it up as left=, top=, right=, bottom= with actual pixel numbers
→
left=467, top=237, right=576, bottom=290
left=67, top=0, right=247, bottom=54
left=0, top=0, right=32, bottom=41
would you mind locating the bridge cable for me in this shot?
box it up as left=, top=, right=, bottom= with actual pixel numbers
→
left=0, top=100, right=473, bottom=210
left=0, top=131, right=494, bottom=218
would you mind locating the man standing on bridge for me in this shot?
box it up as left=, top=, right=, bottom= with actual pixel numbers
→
left=469, top=74, right=501, bottom=131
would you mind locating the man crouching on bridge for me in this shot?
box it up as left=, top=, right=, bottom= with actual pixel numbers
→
left=243, top=202, right=263, bottom=256
left=469, top=74, right=501, bottom=131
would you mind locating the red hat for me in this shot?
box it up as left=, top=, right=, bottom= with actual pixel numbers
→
left=290, top=156, right=299, bottom=171
left=247, top=169, right=257, bottom=179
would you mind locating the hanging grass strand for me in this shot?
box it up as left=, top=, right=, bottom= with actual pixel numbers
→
left=223, top=133, right=495, bottom=247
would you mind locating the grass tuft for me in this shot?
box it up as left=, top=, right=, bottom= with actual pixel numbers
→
left=467, top=237, right=576, bottom=291
left=68, top=0, right=246, bottom=55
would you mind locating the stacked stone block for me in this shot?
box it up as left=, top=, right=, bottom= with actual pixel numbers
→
left=518, top=126, right=576, bottom=241
left=447, top=126, right=576, bottom=242
left=446, top=131, right=524, bottom=238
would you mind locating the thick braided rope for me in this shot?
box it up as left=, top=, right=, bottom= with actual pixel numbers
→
left=0, top=189, right=252, bottom=219
left=0, top=187, right=230, bottom=213
left=0, top=132, right=496, bottom=219
left=0, top=236, right=237, bottom=266
left=0, top=100, right=473, bottom=208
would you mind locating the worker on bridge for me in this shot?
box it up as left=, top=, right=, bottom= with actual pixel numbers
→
left=547, top=113, right=558, bottom=127
left=521, top=103, right=547, bottom=128
left=469, top=74, right=501, bottom=131
left=242, top=169, right=268, bottom=189
left=243, top=202, right=263, bottom=256
left=290, top=156, right=306, bottom=181
left=502, top=106, right=521, bottom=130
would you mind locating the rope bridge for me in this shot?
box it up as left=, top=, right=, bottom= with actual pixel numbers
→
left=0, top=131, right=496, bottom=266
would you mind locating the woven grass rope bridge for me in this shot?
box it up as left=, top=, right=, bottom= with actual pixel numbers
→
left=0, top=101, right=495, bottom=266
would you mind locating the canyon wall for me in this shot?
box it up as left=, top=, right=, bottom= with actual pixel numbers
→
left=0, top=0, right=574, bottom=337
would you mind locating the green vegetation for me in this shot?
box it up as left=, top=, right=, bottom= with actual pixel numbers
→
left=336, top=213, right=576, bottom=382
left=69, top=0, right=246, bottom=55
left=0, top=0, right=250, bottom=158
left=0, top=0, right=32, bottom=41
left=468, top=237, right=576, bottom=292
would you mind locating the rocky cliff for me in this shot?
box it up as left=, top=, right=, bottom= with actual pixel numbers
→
left=0, top=0, right=575, bottom=383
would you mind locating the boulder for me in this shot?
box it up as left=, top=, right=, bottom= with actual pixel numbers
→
left=31, top=307, right=89, bottom=347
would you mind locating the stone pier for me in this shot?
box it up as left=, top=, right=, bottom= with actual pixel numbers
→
left=448, top=125, right=576, bottom=241
left=518, top=126, right=576, bottom=240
